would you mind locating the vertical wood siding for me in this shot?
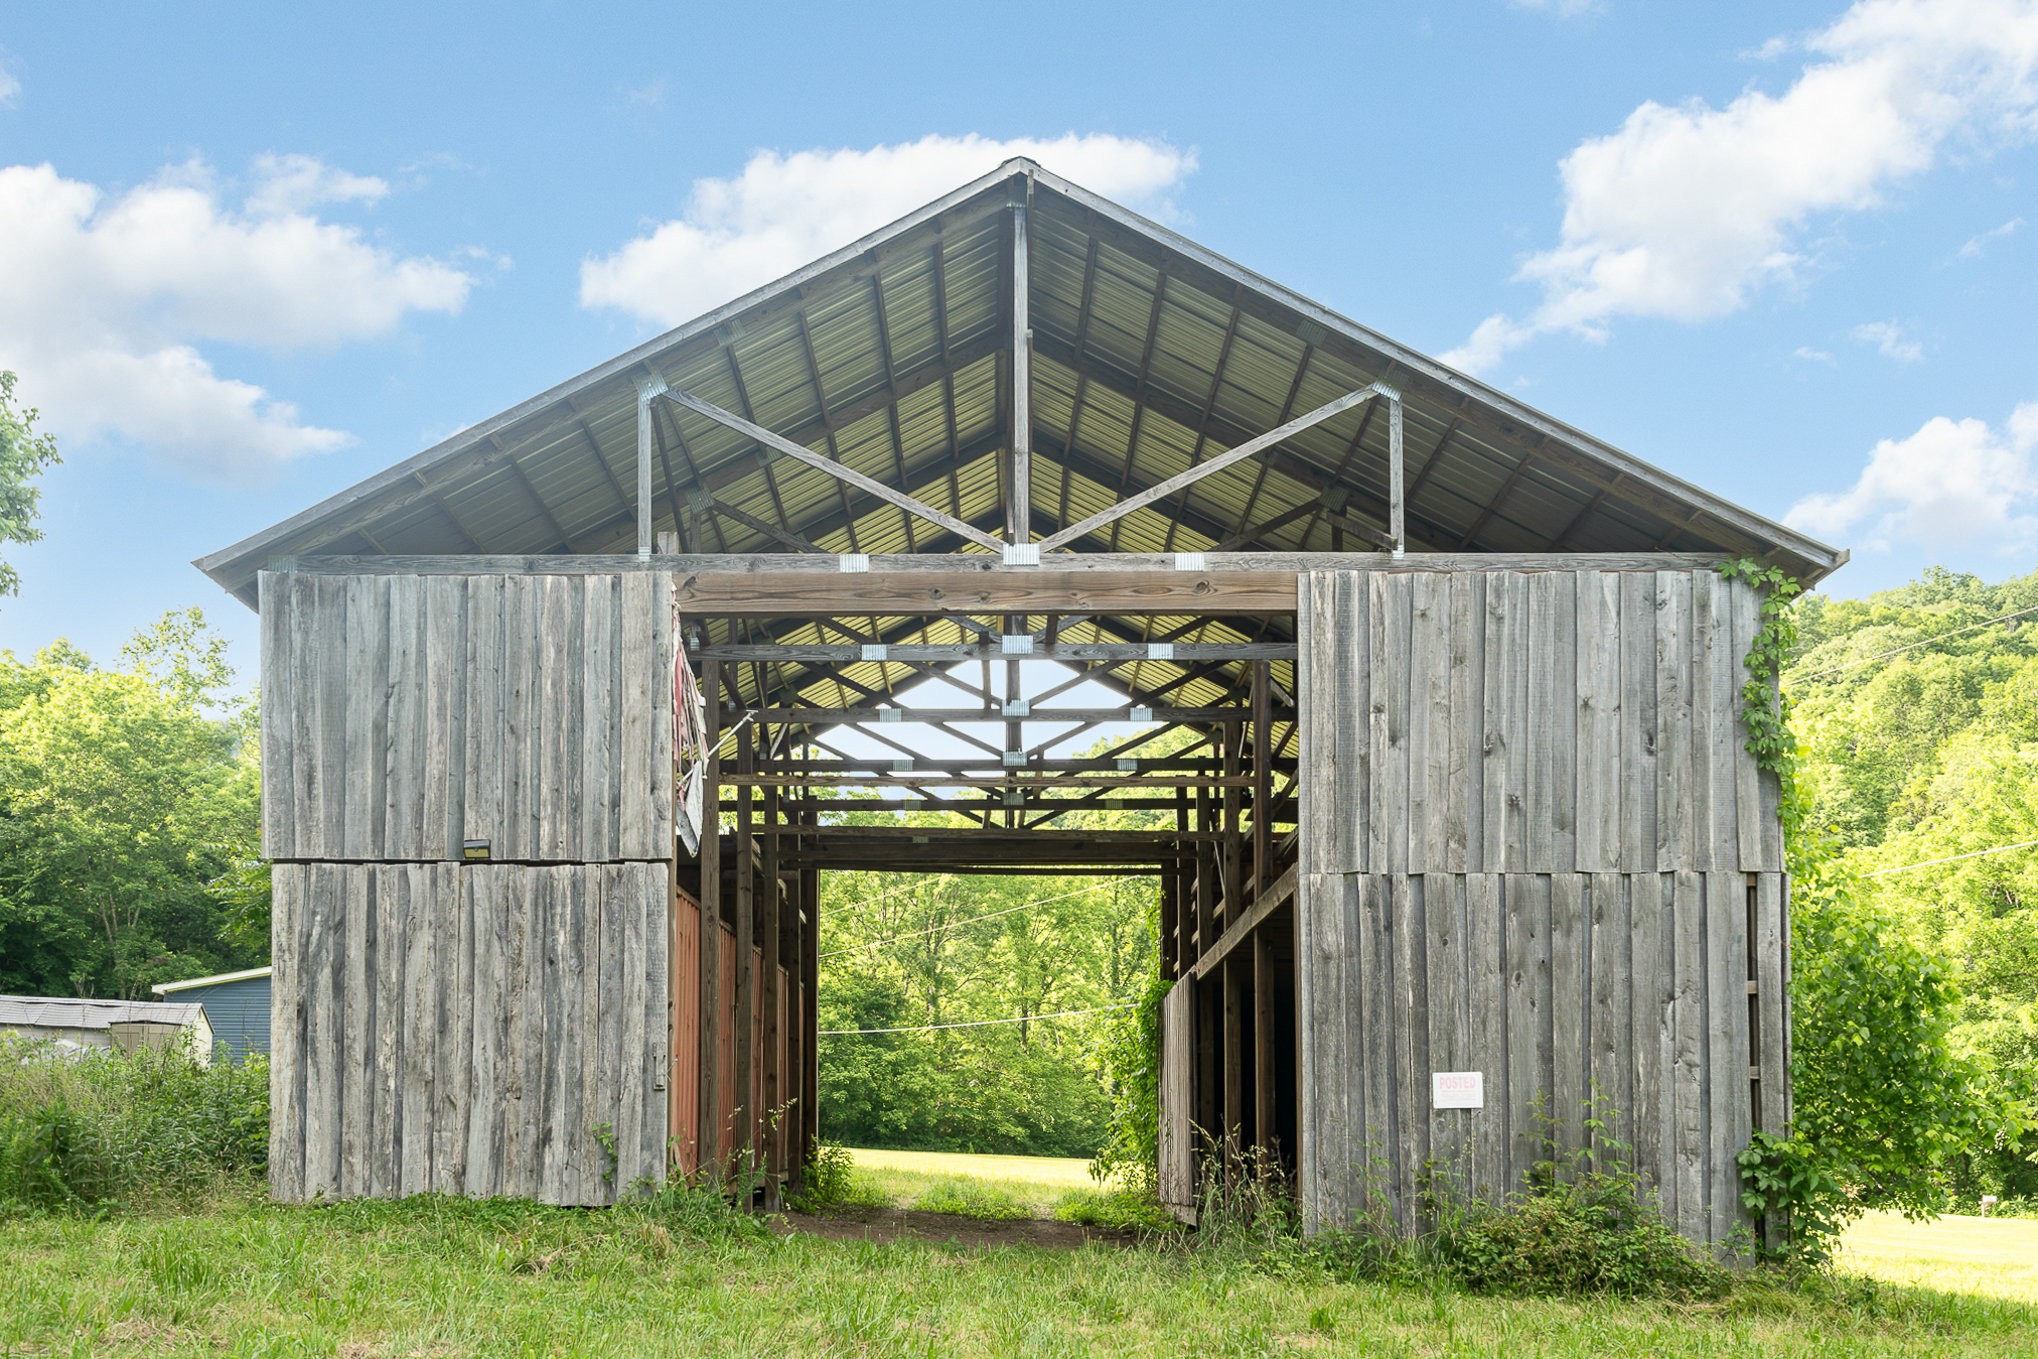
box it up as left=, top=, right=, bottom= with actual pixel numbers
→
left=258, top=570, right=675, bottom=864
left=1297, top=567, right=1788, bottom=1250
left=268, top=861, right=670, bottom=1206
left=1159, top=983, right=1196, bottom=1220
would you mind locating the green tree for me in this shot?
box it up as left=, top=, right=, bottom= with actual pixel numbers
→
left=0, top=371, right=61, bottom=602
left=0, top=618, right=261, bottom=999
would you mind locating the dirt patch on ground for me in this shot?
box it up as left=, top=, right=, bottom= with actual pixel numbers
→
left=775, top=1206, right=1137, bottom=1251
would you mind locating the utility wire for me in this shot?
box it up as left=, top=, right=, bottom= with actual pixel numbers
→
left=818, top=1002, right=1136, bottom=1037
left=1862, top=839, right=2038, bottom=878
left=816, top=880, right=1121, bottom=960
left=1793, top=602, right=2038, bottom=682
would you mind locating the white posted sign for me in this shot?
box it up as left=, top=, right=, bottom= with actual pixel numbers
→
left=1432, top=1071, right=1484, bottom=1109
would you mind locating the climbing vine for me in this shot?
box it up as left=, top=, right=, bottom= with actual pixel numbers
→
left=1719, top=558, right=2025, bottom=1262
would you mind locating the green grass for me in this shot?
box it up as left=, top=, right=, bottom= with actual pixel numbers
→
left=843, top=1147, right=1103, bottom=1218
left=3, top=1161, right=2036, bottom=1356
left=4, top=1191, right=2035, bottom=1357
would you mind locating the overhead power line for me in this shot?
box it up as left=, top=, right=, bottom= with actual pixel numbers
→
left=817, top=880, right=1121, bottom=960
left=817, top=1002, right=1136, bottom=1037
left=1793, top=602, right=2038, bottom=682
left=1863, top=838, right=2038, bottom=878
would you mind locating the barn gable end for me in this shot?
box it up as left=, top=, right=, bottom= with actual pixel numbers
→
left=203, top=161, right=1838, bottom=1247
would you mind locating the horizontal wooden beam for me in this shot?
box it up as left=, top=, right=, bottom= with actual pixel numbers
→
left=278, top=549, right=1729, bottom=578
left=680, top=569, right=1301, bottom=617
left=733, top=705, right=1283, bottom=725
left=699, top=640, right=1296, bottom=662
left=784, top=826, right=1215, bottom=845
left=753, top=755, right=1294, bottom=774
left=1192, top=866, right=1299, bottom=981
left=729, top=795, right=1279, bottom=813
left=729, top=773, right=1264, bottom=789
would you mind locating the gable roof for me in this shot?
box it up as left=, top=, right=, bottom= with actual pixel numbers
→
left=196, top=159, right=1844, bottom=610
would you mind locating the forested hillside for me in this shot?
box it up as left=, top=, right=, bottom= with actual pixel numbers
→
left=1789, top=566, right=2038, bottom=1203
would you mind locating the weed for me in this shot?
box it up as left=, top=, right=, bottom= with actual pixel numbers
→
left=0, top=1037, right=268, bottom=1215
left=914, top=1176, right=1032, bottom=1220
left=789, top=1141, right=893, bottom=1212
left=1051, top=1185, right=1181, bottom=1233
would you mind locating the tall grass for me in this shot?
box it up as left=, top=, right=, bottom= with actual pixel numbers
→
left=0, top=1037, right=267, bottom=1214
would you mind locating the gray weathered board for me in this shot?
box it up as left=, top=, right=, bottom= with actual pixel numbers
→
left=1295, top=567, right=1788, bottom=1250
left=258, top=569, right=676, bottom=864
left=269, top=861, right=670, bottom=1206
left=1158, top=982, right=1196, bottom=1223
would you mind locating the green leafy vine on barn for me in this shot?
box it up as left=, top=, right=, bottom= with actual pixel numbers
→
left=1719, top=558, right=2029, bottom=1262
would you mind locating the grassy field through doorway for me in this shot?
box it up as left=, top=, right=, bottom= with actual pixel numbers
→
left=840, top=1147, right=1106, bottom=1219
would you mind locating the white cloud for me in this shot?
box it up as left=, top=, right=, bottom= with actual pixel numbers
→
left=0, top=158, right=473, bottom=480
left=1794, top=345, right=1839, bottom=364
left=244, top=152, right=389, bottom=216
left=1958, top=215, right=2024, bottom=256
left=0, top=53, right=19, bottom=108
left=1852, top=318, right=1926, bottom=361
left=581, top=133, right=1198, bottom=328
left=1444, top=0, right=2038, bottom=374
left=1786, top=400, right=2038, bottom=552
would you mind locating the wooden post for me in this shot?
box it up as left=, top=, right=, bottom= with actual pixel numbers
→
left=734, top=724, right=756, bottom=1189
left=802, top=856, right=820, bottom=1177
left=760, top=770, right=782, bottom=1208
left=697, top=658, right=722, bottom=1177
left=1223, top=725, right=1244, bottom=917
left=1252, top=661, right=1272, bottom=896
left=784, top=855, right=806, bottom=1194
left=1253, top=926, right=1277, bottom=1161
left=1223, top=954, right=1243, bottom=1179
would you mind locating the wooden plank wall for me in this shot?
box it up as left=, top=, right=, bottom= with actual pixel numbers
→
left=1297, top=568, right=1781, bottom=877
left=259, top=570, right=676, bottom=863
left=1296, top=567, right=1788, bottom=1251
left=269, top=861, right=670, bottom=1206
left=1158, top=983, right=1196, bottom=1220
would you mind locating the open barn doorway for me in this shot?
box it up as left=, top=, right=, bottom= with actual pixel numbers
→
left=671, top=605, right=1303, bottom=1219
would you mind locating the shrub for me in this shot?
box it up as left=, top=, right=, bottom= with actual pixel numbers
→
left=1428, top=1170, right=1729, bottom=1300
left=786, top=1142, right=891, bottom=1213
left=0, top=1037, right=268, bottom=1214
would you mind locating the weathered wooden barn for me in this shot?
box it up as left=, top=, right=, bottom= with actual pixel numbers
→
left=199, top=160, right=1844, bottom=1246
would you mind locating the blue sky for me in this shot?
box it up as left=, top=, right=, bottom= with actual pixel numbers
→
left=2, top=0, right=2034, bottom=682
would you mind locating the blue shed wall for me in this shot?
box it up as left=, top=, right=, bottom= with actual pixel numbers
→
left=181, top=976, right=271, bottom=1062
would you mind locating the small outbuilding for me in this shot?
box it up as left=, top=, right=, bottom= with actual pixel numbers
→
left=154, top=967, right=274, bottom=1062
left=0, top=995, right=214, bottom=1065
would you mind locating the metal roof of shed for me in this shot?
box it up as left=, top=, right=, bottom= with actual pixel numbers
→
left=197, top=159, right=1844, bottom=605
left=0, top=995, right=207, bottom=1030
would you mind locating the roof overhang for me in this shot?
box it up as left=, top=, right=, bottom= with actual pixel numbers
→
left=197, top=158, right=1845, bottom=607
